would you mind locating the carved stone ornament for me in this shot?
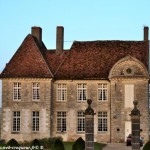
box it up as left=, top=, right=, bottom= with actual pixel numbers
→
left=130, top=100, right=141, bottom=116
left=85, top=99, right=96, bottom=115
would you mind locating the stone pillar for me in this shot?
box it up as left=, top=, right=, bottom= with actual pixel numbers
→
left=85, top=99, right=96, bottom=150
left=130, top=100, right=141, bottom=150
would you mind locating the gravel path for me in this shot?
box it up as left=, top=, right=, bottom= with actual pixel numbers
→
left=102, top=143, right=143, bottom=150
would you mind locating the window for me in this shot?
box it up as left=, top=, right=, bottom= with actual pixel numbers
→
left=77, top=84, right=87, bottom=101
left=98, top=112, right=108, bottom=132
left=77, top=111, right=85, bottom=132
left=13, top=83, right=21, bottom=100
left=57, top=112, right=66, bottom=132
left=98, top=83, right=108, bottom=101
left=32, top=83, right=40, bottom=100
left=57, top=84, right=67, bottom=101
left=32, top=111, right=39, bottom=132
left=12, top=111, right=20, bottom=132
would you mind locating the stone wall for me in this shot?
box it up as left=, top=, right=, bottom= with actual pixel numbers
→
left=52, top=80, right=111, bottom=142
left=110, top=78, right=149, bottom=142
left=1, top=77, right=149, bottom=143
left=1, top=78, right=52, bottom=142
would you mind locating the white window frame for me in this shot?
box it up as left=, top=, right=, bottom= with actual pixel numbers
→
left=98, top=112, right=108, bottom=132
left=13, top=83, right=21, bottom=101
left=32, top=83, right=40, bottom=101
left=57, top=112, right=66, bottom=132
left=32, top=111, right=39, bottom=132
left=12, top=111, right=20, bottom=132
left=98, top=83, right=108, bottom=101
left=57, top=84, right=67, bottom=101
left=77, top=83, right=87, bottom=101
left=77, top=111, right=85, bottom=132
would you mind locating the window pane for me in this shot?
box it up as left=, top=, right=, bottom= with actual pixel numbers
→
left=77, top=111, right=85, bottom=132
left=98, top=84, right=108, bottom=101
left=32, top=83, right=40, bottom=100
left=32, top=111, right=39, bottom=131
left=13, top=111, right=20, bottom=132
left=98, top=112, right=108, bottom=132
left=77, top=84, right=87, bottom=101
left=57, top=84, right=67, bottom=101
left=13, top=83, right=21, bottom=100
left=57, top=112, right=66, bottom=132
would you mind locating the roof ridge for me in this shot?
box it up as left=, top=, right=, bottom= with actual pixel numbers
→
left=53, top=51, right=68, bottom=76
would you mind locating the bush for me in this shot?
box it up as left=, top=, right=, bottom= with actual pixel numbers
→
left=143, top=140, right=150, bottom=150
left=48, top=137, right=63, bottom=149
left=19, top=137, right=63, bottom=149
left=72, top=137, right=85, bottom=150
left=38, top=138, right=49, bottom=148
left=31, top=139, right=41, bottom=150
left=52, top=138, right=65, bottom=150
left=7, top=139, right=20, bottom=150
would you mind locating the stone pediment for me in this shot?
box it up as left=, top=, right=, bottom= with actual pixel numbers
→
left=109, top=56, right=148, bottom=79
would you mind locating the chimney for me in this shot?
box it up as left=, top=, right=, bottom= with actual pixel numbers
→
left=31, top=26, right=42, bottom=45
left=56, top=26, right=64, bottom=55
left=144, top=26, right=149, bottom=41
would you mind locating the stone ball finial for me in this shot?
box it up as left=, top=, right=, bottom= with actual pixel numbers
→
left=133, top=100, right=138, bottom=106
left=130, top=100, right=140, bottom=116
left=87, top=99, right=92, bottom=105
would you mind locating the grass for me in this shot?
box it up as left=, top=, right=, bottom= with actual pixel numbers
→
left=94, top=142, right=106, bottom=150
left=64, top=142, right=106, bottom=150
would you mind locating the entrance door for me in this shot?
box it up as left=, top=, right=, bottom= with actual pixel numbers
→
left=125, top=121, right=131, bottom=141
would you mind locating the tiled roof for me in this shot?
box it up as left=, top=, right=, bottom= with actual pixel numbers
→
left=0, top=34, right=53, bottom=78
left=50, top=41, right=149, bottom=79
left=0, top=36, right=148, bottom=79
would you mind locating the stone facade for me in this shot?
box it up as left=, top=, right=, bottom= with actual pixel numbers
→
left=1, top=79, right=52, bottom=141
left=0, top=26, right=149, bottom=143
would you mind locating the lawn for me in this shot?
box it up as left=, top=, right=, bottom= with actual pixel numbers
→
left=64, top=142, right=106, bottom=150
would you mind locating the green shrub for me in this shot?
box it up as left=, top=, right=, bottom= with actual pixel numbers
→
left=48, top=137, right=63, bottom=149
left=7, top=139, right=20, bottom=150
left=52, top=138, right=65, bottom=150
left=72, top=137, right=85, bottom=150
left=38, top=138, right=49, bottom=148
left=143, top=140, right=150, bottom=150
left=31, top=139, right=41, bottom=150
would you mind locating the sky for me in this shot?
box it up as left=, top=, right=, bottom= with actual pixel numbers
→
left=0, top=0, right=150, bottom=106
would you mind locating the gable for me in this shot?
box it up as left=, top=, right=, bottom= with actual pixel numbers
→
left=1, top=34, right=53, bottom=78
left=109, top=56, right=149, bottom=79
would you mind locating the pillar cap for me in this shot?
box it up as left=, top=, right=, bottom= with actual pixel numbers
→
left=85, top=99, right=96, bottom=115
left=130, top=100, right=141, bottom=116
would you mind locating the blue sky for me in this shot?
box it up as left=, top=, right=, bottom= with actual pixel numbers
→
left=0, top=0, right=150, bottom=105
